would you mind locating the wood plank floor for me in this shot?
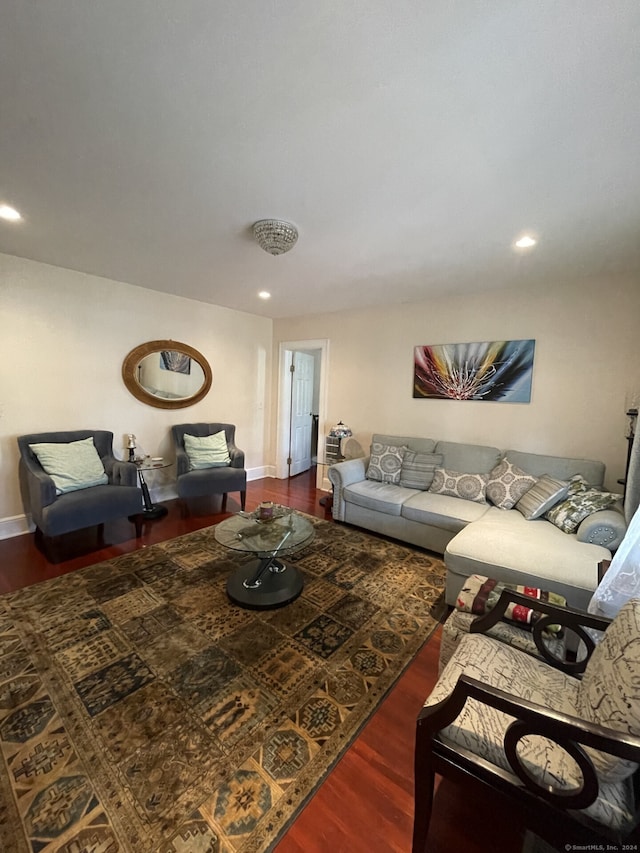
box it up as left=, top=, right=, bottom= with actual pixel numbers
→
left=0, top=470, right=526, bottom=852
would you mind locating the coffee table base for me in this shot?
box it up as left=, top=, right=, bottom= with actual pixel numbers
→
left=227, top=558, right=304, bottom=610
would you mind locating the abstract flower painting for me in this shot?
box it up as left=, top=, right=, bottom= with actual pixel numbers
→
left=413, top=339, right=535, bottom=402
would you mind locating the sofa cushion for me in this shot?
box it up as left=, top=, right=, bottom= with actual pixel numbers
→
left=366, top=442, right=407, bottom=485
left=445, top=506, right=607, bottom=595
left=434, top=440, right=501, bottom=474
left=505, top=450, right=605, bottom=489
left=515, top=474, right=569, bottom=519
left=343, top=480, right=412, bottom=516
left=429, top=467, right=488, bottom=504
left=372, top=434, right=436, bottom=454
left=485, top=459, right=538, bottom=510
left=402, top=490, right=490, bottom=531
left=400, top=450, right=443, bottom=490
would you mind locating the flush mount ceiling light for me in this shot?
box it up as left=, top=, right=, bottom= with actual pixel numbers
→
left=253, top=219, right=298, bottom=255
left=0, top=204, right=22, bottom=222
left=514, top=234, right=537, bottom=249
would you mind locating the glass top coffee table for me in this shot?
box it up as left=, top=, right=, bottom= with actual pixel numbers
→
left=215, top=506, right=314, bottom=609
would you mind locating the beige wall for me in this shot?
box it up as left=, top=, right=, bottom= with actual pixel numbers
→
left=2, top=252, right=638, bottom=538
left=0, top=253, right=273, bottom=536
left=273, top=274, right=640, bottom=492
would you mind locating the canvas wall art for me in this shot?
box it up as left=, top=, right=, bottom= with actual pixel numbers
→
left=413, top=339, right=535, bottom=402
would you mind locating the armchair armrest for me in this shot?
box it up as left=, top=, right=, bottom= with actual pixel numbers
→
left=19, top=457, right=57, bottom=527
left=468, top=589, right=611, bottom=675
left=577, top=508, right=626, bottom=551
left=175, top=446, right=190, bottom=477
left=328, top=457, right=370, bottom=521
left=103, top=458, right=138, bottom=487
left=418, top=674, right=640, bottom=811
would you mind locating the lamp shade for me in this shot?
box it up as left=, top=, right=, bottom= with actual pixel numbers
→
left=329, top=421, right=352, bottom=438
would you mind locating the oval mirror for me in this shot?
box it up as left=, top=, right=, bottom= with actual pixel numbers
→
left=122, top=340, right=212, bottom=409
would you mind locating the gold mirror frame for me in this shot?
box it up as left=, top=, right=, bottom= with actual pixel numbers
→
left=122, top=340, right=212, bottom=409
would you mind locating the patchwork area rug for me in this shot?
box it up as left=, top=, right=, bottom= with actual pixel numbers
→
left=0, top=518, right=446, bottom=852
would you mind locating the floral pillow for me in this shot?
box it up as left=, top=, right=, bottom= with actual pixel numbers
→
left=545, top=475, right=621, bottom=533
left=428, top=467, right=488, bottom=504
left=366, top=443, right=407, bottom=485
left=485, top=459, right=538, bottom=510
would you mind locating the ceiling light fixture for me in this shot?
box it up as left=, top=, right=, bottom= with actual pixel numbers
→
left=514, top=234, right=537, bottom=249
left=253, top=219, right=298, bottom=255
left=258, top=291, right=271, bottom=300
left=0, top=204, right=22, bottom=222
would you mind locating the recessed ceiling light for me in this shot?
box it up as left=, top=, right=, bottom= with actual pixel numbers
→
left=0, top=204, right=22, bottom=222
left=514, top=234, right=537, bottom=249
left=258, top=291, right=271, bottom=300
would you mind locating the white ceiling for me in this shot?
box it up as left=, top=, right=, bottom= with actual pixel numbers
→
left=1, top=1, right=639, bottom=319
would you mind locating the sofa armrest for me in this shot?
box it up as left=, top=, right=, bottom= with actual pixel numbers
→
left=576, top=508, right=626, bottom=551
left=328, top=457, right=369, bottom=521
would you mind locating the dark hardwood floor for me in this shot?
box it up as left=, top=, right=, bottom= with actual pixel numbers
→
left=0, top=469, right=526, bottom=852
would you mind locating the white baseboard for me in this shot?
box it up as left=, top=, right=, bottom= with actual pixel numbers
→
left=0, top=466, right=276, bottom=540
left=0, top=514, right=33, bottom=540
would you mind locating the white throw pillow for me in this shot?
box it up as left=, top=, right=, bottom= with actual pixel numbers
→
left=30, top=437, right=108, bottom=495
left=183, top=431, right=231, bottom=470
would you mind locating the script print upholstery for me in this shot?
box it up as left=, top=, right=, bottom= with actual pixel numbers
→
left=424, top=633, right=635, bottom=831
left=577, top=598, right=640, bottom=782
left=438, top=609, right=565, bottom=674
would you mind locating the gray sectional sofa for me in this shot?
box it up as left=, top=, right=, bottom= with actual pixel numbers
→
left=328, top=434, right=626, bottom=610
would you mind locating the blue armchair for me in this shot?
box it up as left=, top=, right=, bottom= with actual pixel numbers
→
left=18, top=430, right=143, bottom=559
left=171, top=422, right=247, bottom=514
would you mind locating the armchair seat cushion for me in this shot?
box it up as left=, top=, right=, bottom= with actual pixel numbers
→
left=41, top=484, right=143, bottom=537
left=439, top=608, right=566, bottom=673
left=176, top=466, right=246, bottom=499
left=428, top=633, right=635, bottom=831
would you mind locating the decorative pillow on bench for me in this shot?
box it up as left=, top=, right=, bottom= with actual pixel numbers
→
left=456, top=574, right=566, bottom=633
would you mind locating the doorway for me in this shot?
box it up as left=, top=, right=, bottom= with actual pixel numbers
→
left=276, top=339, right=329, bottom=489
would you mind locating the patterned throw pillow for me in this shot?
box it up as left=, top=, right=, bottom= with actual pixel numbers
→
left=545, top=479, right=621, bottom=533
left=400, top=451, right=443, bottom=490
left=485, top=459, right=538, bottom=510
left=428, top=467, right=488, bottom=504
left=514, top=474, right=569, bottom=520
left=366, top=443, right=407, bottom=484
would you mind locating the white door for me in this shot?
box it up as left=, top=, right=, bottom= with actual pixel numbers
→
left=289, top=351, right=315, bottom=476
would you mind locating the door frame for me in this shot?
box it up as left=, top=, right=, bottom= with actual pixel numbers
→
left=275, top=339, right=329, bottom=486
